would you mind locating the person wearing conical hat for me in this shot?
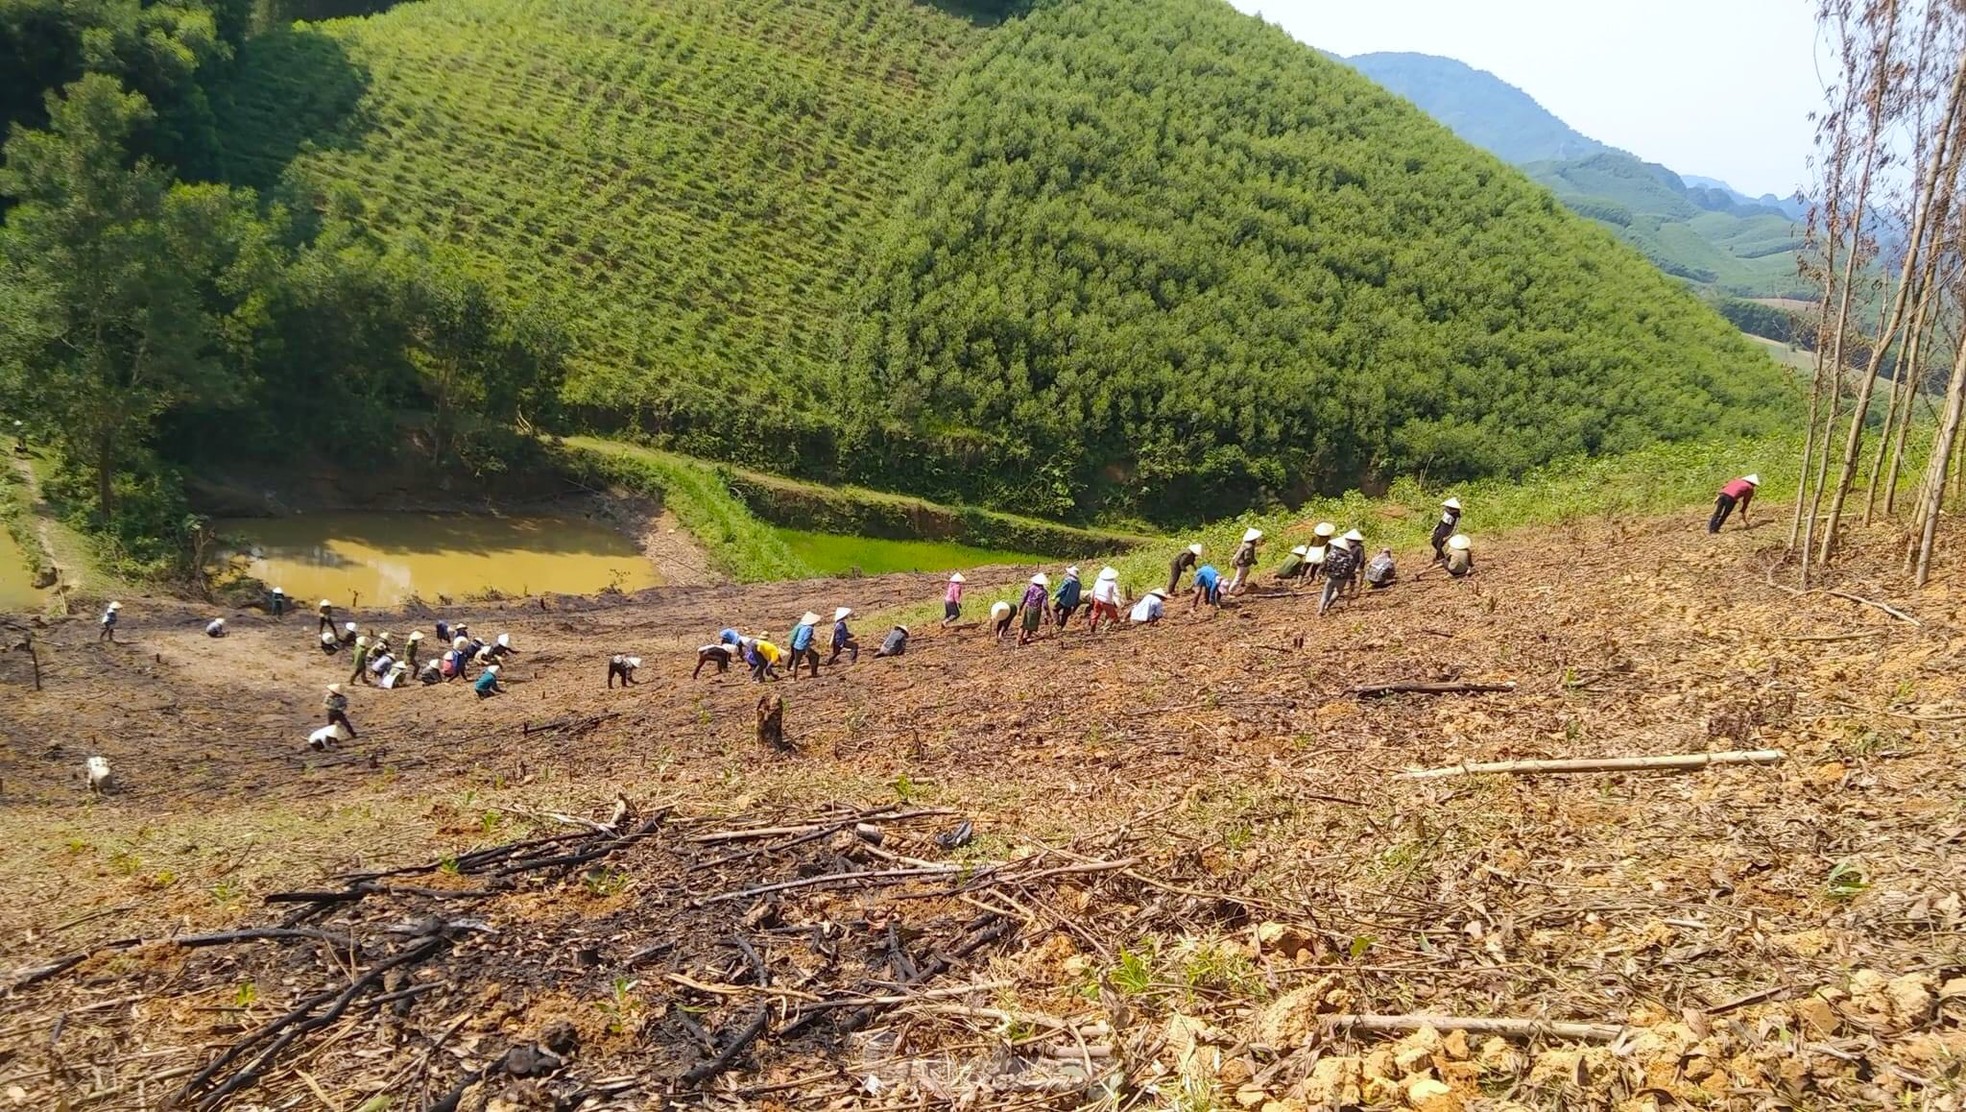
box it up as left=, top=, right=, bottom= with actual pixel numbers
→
left=1130, top=587, right=1169, bottom=624
left=990, top=599, right=1015, bottom=640
left=405, top=629, right=425, bottom=669
left=474, top=663, right=504, bottom=699
left=1018, top=573, right=1050, bottom=644
left=1275, top=545, right=1310, bottom=584
left=1227, top=527, right=1263, bottom=594
left=1431, top=498, right=1463, bottom=563
left=827, top=606, right=860, bottom=665
left=98, top=601, right=121, bottom=642
left=339, top=620, right=359, bottom=646
left=942, top=572, right=966, bottom=626
left=1319, top=534, right=1361, bottom=616
left=787, top=611, right=822, bottom=679
left=1444, top=533, right=1477, bottom=578
left=1364, top=547, right=1397, bottom=590
left=1305, top=523, right=1336, bottom=584
left=269, top=586, right=287, bottom=619
left=205, top=617, right=227, bottom=638
left=1168, top=542, right=1201, bottom=595
left=323, top=683, right=356, bottom=738
left=489, top=632, right=517, bottom=661
left=614, top=653, right=646, bottom=685
left=874, top=624, right=910, bottom=657
left=1053, top=566, right=1084, bottom=630
left=1089, top=566, right=1124, bottom=632
left=1340, top=530, right=1367, bottom=593
left=349, top=634, right=374, bottom=685
left=317, top=598, right=335, bottom=635
left=1709, top=474, right=1760, bottom=533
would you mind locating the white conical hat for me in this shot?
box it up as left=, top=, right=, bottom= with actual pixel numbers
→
left=833, top=607, right=852, bottom=620
left=107, top=601, right=122, bottom=610
left=1343, top=529, right=1364, bottom=542
left=210, top=617, right=224, bottom=626
left=1314, top=522, right=1336, bottom=538
left=1448, top=533, right=1472, bottom=551
left=1148, top=588, right=1169, bottom=598
left=452, top=636, right=468, bottom=650
left=1065, top=566, right=1079, bottom=577
left=1031, top=573, right=1049, bottom=587
left=1443, top=497, right=1462, bottom=510
left=344, top=621, right=358, bottom=632
left=949, top=573, right=965, bottom=583
left=1097, top=567, right=1119, bottom=581
left=273, top=587, right=285, bottom=594
left=355, top=635, right=369, bottom=648
left=320, top=630, right=336, bottom=643
left=1331, top=536, right=1353, bottom=549
left=1187, top=543, right=1203, bottom=555
left=799, top=612, right=820, bottom=626
left=408, top=630, right=424, bottom=641
left=320, top=599, right=333, bottom=608
left=1242, top=527, right=1263, bottom=542
left=327, top=683, right=341, bottom=693
left=1290, top=545, right=1309, bottom=556
left=486, top=664, right=499, bottom=674
left=496, top=633, right=511, bottom=647
left=1742, top=474, right=1761, bottom=485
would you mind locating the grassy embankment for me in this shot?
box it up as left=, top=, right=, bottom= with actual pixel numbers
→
left=556, top=437, right=1149, bottom=582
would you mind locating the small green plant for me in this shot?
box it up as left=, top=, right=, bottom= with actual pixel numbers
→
left=1348, top=934, right=1375, bottom=961
left=1106, top=947, right=1154, bottom=996
left=1221, top=824, right=1254, bottom=852
left=583, top=867, right=631, bottom=897
left=438, top=855, right=461, bottom=875
left=598, top=976, right=642, bottom=1035
left=1826, top=860, right=1869, bottom=900
left=234, top=981, right=258, bottom=1008
left=891, top=773, right=920, bottom=802
left=480, top=810, right=502, bottom=836
left=212, top=878, right=242, bottom=905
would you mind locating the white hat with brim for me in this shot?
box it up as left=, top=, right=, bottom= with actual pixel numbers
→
left=355, top=636, right=368, bottom=648
left=108, top=601, right=122, bottom=611
left=949, top=573, right=965, bottom=583
left=320, top=600, right=333, bottom=608
left=497, top=633, right=511, bottom=648
left=1242, top=528, right=1263, bottom=542
left=1031, top=574, right=1049, bottom=587
left=1448, top=534, right=1472, bottom=551
left=1187, top=544, right=1203, bottom=556
left=1443, top=497, right=1462, bottom=511
left=327, top=683, right=341, bottom=693
left=1149, top=588, right=1169, bottom=598
left=1098, top=567, right=1119, bottom=581
left=1344, top=529, right=1365, bottom=543
left=1065, top=566, right=1079, bottom=577
left=624, top=656, right=641, bottom=668
left=409, top=631, right=424, bottom=641
left=210, top=617, right=224, bottom=626
left=1331, top=536, right=1353, bottom=549
left=1743, top=474, right=1761, bottom=486
left=345, top=622, right=358, bottom=632
left=800, top=612, right=821, bottom=626
left=833, top=607, right=852, bottom=621
left=1290, top=545, right=1309, bottom=556
left=486, top=664, right=500, bottom=674
left=1314, top=522, right=1336, bottom=538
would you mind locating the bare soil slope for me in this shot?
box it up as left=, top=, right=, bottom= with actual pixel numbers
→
left=1, top=515, right=1963, bottom=1110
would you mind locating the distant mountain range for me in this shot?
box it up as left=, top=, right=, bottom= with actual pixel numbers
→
left=1346, top=52, right=1810, bottom=299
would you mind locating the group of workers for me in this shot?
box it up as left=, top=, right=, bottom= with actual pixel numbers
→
left=84, top=475, right=1768, bottom=750
left=932, top=500, right=1483, bottom=643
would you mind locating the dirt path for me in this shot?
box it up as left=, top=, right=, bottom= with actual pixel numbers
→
left=1, top=513, right=1963, bottom=1108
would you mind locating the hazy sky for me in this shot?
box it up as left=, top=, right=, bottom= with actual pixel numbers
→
left=1227, top=0, right=1823, bottom=198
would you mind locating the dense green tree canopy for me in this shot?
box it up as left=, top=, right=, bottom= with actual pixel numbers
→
left=837, top=0, right=1795, bottom=520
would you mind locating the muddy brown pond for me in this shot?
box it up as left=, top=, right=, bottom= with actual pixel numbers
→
left=216, top=512, right=661, bottom=605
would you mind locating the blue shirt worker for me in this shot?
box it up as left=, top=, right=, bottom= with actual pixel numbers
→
left=1191, top=565, right=1222, bottom=611
left=827, top=607, right=859, bottom=664
left=787, top=611, right=822, bottom=680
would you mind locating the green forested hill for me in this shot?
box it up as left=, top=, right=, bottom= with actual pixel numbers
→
left=217, top=0, right=988, bottom=455
left=8, top=0, right=1792, bottom=540
left=839, top=0, right=1793, bottom=518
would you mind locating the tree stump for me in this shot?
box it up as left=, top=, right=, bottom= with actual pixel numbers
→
left=756, top=694, right=787, bottom=750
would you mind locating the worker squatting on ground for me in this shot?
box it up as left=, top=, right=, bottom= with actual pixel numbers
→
left=324, top=684, right=356, bottom=738
left=1365, top=548, right=1397, bottom=589
left=317, top=600, right=336, bottom=635
left=269, top=587, right=287, bottom=619
left=98, top=601, right=120, bottom=642
left=1168, top=543, right=1201, bottom=594
left=873, top=625, right=909, bottom=656
left=1445, top=533, right=1476, bottom=577
left=787, top=612, right=822, bottom=680
left=418, top=657, right=444, bottom=684
left=1131, top=588, right=1169, bottom=623
left=1088, top=567, right=1123, bottom=631
left=828, top=608, right=858, bottom=664
left=747, top=639, right=782, bottom=682
left=1191, top=564, right=1222, bottom=611
left=205, top=618, right=226, bottom=638
left=474, top=664, right=503, bottom=699
left=1431, top=498, right=1463, bottom=562
left=1275, top=545, right=1309, bottom=583
left=1227, top=528, right=1262, bottom=594
left=942, top=573, right=965, bottom=625
left=990, top=600, right=1014, bottom=640
left=1053, top=567, right=1082, bottom=629
left=405, top=630, right=424, bottom=668
left=1019, top=574, right=1049, bottom=644
left=1710, top=474, right=1759, bottom=533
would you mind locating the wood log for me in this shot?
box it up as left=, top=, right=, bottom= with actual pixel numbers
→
left=1399, top=750, right=1785, bottom=780
left=1352, top=681, right=1517, bottom=699
left=1322, top=1014, right=1624, bottom=1041
left=756, top=694, right=786, bottom=750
